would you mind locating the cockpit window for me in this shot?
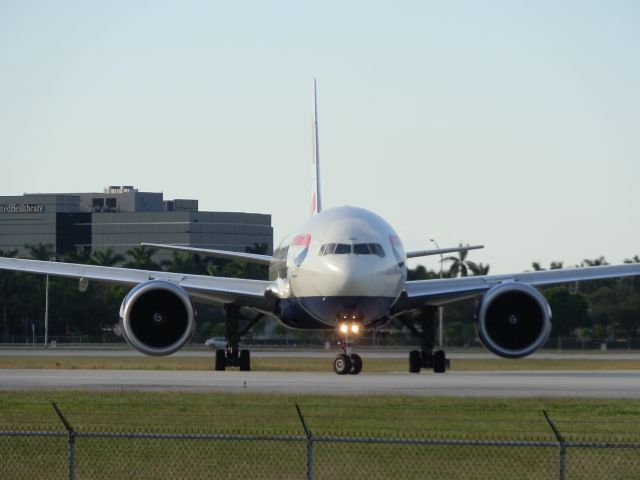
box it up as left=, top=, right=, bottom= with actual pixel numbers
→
left=334, top=244, right=351, bottom=254
left=353, top=244, right=369, bottom=255
left=319, top=243, right=385, bottom=257
left=367, top=244, right=385, bottom=257
left=355, top=243, right=385, bottom=257
left=319, top=243, right=335, bottom=255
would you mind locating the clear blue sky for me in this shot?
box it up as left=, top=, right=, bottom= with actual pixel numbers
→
left=1, top=1, right=638, bottom=273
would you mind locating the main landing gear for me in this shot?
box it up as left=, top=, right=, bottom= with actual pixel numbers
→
left=214, top=305, right=262, bottom=372
left=399, top=307, right=450, bottom=374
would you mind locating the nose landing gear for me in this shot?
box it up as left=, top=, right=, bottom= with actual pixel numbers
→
left=333, top=339, right=363, bottom=375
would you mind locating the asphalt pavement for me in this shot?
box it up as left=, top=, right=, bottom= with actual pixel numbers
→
left=1, top=368, right=638, bottom=397
left=2, top=346, right=640, bottom=360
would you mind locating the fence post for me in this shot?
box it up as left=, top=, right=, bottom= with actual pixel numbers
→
left=295, top=404, right=313, bottom=480
left=52, top=402, right=76, bottom=480
left=543, top=410, right=566, bottom=480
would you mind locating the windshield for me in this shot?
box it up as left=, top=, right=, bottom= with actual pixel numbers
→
left=319, top=243, right=385, bottom=257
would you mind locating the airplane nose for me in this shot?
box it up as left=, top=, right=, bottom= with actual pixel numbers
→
left=296, top=254, right=404, bottom=326
left=333, top=259, right=372, bottom=295
left=324, top=255, right=404, bottom=298
left=329, top=257, right=373, bottom=295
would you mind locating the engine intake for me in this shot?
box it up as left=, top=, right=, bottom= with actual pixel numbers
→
left=119, top=280, right=195, bottom=356
left=476, top=283, right=551, bottom=358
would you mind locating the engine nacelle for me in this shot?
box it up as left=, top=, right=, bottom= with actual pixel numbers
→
left=119, top=280, right=195, bottom=356
left=476, top=283, right=551, bottom=359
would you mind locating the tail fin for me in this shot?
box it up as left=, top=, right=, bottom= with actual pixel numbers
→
left=310, top=78, right=322, bottom=216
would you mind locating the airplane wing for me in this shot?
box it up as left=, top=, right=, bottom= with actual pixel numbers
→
left=405, top=244, right=484, bottom=259
left=0, top=257, right=274, bottom=309
left=397, top=263, right=640, bottom=310
left=141, top=243, right=273, bottom=265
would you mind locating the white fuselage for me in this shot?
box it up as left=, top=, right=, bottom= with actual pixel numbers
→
left=270, top=206, right=407, bottom=328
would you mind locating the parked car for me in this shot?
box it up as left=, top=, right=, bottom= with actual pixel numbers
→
left=204, top=337, right=226, bottom=349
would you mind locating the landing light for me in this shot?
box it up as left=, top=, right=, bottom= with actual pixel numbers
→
left=338, top=322, right=363, bottom=336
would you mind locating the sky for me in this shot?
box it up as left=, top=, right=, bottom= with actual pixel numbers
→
left=0, top=0, right=638, bottom=274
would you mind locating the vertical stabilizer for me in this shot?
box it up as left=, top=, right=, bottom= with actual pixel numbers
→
left=311, top=79, right=322, bottom=216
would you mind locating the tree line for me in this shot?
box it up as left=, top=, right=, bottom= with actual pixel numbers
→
left=409, top=247, right=640, bottom=341
left=0, top=243, right=269, bottom=340
left=0, top=243, right=639, bottom=341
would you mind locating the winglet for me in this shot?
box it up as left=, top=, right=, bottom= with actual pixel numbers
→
left=311, top=78, right=322, bottom=216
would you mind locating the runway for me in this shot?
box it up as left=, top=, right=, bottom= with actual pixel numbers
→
left=1, top=368, right=639, bottom=397
left=2, top=347, right=640, bottom=360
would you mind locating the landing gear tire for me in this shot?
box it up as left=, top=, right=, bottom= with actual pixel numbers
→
left=215, top=349, right=226, bottom=371
left=239, top=349, right=251, bottom=371
left=349, top=354, right=363, bottom=375
left=433, top=350, right=446, bottom=373
left=333, top=353, right=352, bottom=375
left=409, top=350, right=421, bottom=373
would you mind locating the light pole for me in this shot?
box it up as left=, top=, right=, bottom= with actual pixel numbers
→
left=44, top=256, right=56, bottom=348
left=430, top=239, right=444, bottom=348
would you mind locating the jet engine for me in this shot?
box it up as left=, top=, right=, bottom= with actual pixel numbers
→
left=119, top=280, right=195, bottom=356
left=476, top=283, right=551, bottom=358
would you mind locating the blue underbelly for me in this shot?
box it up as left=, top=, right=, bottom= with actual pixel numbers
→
left=279, top=295, right=395, bottom=328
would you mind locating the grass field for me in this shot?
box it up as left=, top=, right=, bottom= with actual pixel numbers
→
left=1, top=355, right=640, bottom=372
left=2, top=353, right=639, bottom=477
left=1, top=391, right=639, bottom=441
left=2, top=391, right=639, bottom=479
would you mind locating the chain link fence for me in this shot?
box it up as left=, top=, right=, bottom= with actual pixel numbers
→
left=1, top=404, right=639, bottom=479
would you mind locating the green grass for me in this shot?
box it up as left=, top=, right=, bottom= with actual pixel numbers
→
left=1, top=355, right=639, bottom=372
left=1, top=391, right=639, bottom=441
left=1, top=392, right=639, bottom=479
left=1, top=355, right=638, bottom=477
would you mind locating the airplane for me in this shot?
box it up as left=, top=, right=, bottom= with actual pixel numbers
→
left=2, top=80, right=640, bottom=375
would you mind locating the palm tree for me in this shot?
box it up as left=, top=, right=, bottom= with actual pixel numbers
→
left=582, top=256, right=608, bottom=267
left=161, top=252, right=197, bottom=274
left=443, top=244, right=478, bottom=277
left=63, top=246, right=92, bottom=264
left=531, top=261, right=545, bottom=271
left=24, top=243, right=55, bottom=260
left=206, top=263, right=217, bottom=277
left=124, top=246, right=160, bottom=270
left=469, top=262, right=490, bottom=276
left=0, top=249, right=18, bottom=258
left=91, top=248, right=124, bottom=267
left=531, top=261, right=563, bottom=271
left=407, top=265, right=440, bottom=281
left=208, top=243, right=271, bottom=280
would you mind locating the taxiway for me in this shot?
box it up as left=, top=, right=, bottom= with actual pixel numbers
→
left=0, top=368, right=638, bottom=397
left=2, top=347, right=640, bottom=360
